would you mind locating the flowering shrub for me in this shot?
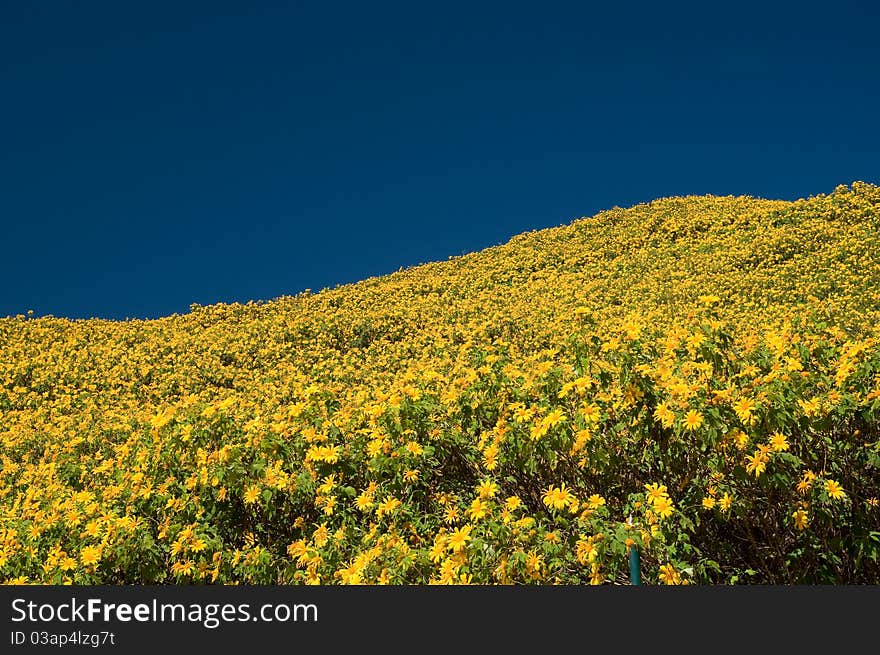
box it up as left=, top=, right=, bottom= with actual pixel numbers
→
left=1, top=182, right=879, bottom=584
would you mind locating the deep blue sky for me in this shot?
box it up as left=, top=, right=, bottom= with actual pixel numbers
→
left=2, top=1, right=878, bottom=320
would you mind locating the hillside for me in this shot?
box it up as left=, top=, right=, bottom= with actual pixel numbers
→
left=2, top=181, right=879, bottom=584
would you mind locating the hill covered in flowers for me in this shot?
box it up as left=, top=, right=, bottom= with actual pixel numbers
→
left=2, top=182, right=879, bottom=584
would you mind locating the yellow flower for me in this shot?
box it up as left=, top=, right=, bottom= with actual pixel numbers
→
left=529, top=422, right=549, bottom=441
left=542, top=484, right=574, bottom=511
left=287, top=540, right=307, bottom=558
left=467, top=498, right=489, bottom=521
left=5, top=184, right=880, bottom=585
left=652, top=495, right=674, bottom=520
left=653, top=403, right=676, bottom=428
left=544, top=408, right=566, bottom=428
left=571, top=428, right=593, bottom=454
left=476, top=479, right=499, bottom=498
left=429, top=537, right=447, bottom=563
left=730, top=429, right=750, bottom=450
left=355, top=491, right=374, bottom=511
left=658, top=563, right=681, bottom=585
left=746, top=452, right=768, bottom=477
left=525, top=549, right=544, bottom=579
left=443, top=506, right=460, bottom=525
left=798, top=397, right=821, bottom=417
left=797, top=471, right=815, bottom=495
left=243, top=485, right=261, bottom=504
left=824, top=479, right=845, bottom=501
left=644, top=483, right=668, bottom=504
left=769, top=432, right=789, bottom=452
left=80, top=546, right=101, bottom=567
left=447, top=525, right=472, bottom=553
left=580, top=404, right=601, bottom=424
left=312, top=523, right=330, bottom=548
left=405, top=441, right=424, bottom=456
left=683, top=410, right=703, bottom=431
left=589, top=562, right=603, bottom=585
left=576, top=535, right=600, bottom=565
left=317, top=474, right=337, bottom=494
left=733, top=397, right=756, bottom=423
left=377, top=497, right=401, bottom=518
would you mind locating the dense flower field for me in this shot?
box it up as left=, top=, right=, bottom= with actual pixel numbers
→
left=2, top=182, right=879, bottom=584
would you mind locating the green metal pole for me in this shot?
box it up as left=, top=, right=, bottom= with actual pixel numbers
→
left=629, top=545, right=641, bottom=585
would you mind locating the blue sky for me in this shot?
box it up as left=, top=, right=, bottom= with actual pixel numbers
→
left=2, top=0, right=878, bottom=320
